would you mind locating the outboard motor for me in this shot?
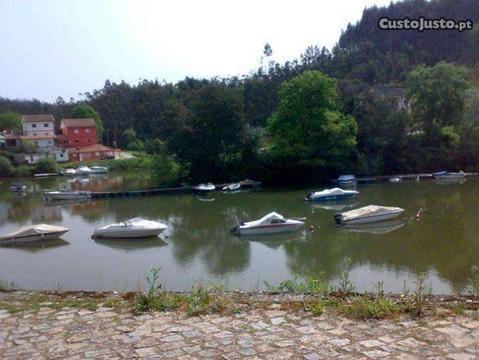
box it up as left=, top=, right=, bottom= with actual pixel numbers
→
left=305, top=191, right=313, bottom=201
left=334, top=212, right=343, bottom=225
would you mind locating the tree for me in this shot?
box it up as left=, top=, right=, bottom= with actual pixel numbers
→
left=171, top=82, right=247, bottom=181
left=0, top=112, right=22, bottom=132
left=0, top=156, right=13, bottom=177
left=267, top=71, right=357, bottom=171
left=407, top=62, right=469, bottom=145
left=72, top=104, right=104, bottom=140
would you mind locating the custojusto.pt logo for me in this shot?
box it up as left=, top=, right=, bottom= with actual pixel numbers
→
left=378, top=17, right=473, bottom=32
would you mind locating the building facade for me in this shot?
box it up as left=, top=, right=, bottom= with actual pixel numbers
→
left=22, top=114, right=56, bottom=137
left=59, top=118, right=98, bottom=147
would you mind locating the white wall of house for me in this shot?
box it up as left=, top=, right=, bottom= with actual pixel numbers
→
left=54, top=149, right=69, bottom=162
left=33, top=138, right=55, bottom=151
left=23, top=121, right=54, bottom=137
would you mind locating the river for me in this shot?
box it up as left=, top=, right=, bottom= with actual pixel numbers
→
left=0, top=174, right=477, bottom=294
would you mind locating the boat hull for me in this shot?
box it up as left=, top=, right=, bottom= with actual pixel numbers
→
left=93, top=228, right=166, bottom=239
left=308, top=193, right=356, bottom=202
left=0, top=230, right=69, bottom=245
left=339, top=210, right=403, bottom=225
left=238, top=223, right=304, bottom=236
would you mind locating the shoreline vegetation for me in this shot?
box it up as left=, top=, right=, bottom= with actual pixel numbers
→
left=1, top=1, right=479, bottom=187
left=1, top=265, right=478, bottom=320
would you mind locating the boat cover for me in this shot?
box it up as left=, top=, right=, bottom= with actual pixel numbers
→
left=0, top=224, right=69, bottom=240
left=341, top=205, right=403, bottom=222
left=244, top=212, right=285, bottom=227
left=312, top=188, right=357, bottom=197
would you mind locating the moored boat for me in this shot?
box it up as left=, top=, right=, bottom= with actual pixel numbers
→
left=9, top=183, right=27, bottom=192
left=239, top=179, right=262, bottom=189
left=335, top=205, right=404, bottom=225
left=336, top=175, right=357, bottom=185
left=76, top=166, right=92, bottom=175
left=222, top=183, right=241, bottom=191
left=61, top=168, right=77, bottom=176
left=231, top=212, right=305, bottom=236
left=194, top=183, right=216, bottom=193
left=90, top=166, right=108, bottom=174
left=305, top=187, right=358, bottom=202
left=0, top=224, right=69, bottom=245
left=433, top=171, right=465, bottom=180
left=389, top=177, right=401, bottom=182
left=43, top=190, right=92, bottom=201
left=93, top=217, right=168, bottom=239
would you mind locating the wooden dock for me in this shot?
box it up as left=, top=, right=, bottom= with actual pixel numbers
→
left=90, top=186, right=194, bottom=199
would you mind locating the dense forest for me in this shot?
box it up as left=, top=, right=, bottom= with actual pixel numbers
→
left=1, top=0, right=479, bottom=184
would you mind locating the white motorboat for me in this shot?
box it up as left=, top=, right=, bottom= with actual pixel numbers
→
left=389, top=177, right=401, bottom=182
left=222, top=183, right=241, bottom=191
left=306, top=188, right=358, bottom=202
left=76, top=166, right=92, bottom=175
left=433, top=171, right=465, bottom=180
left=61, top=168, right=77, bottom=176
left=0, top=224, right=69, bottom=245
left=93, top=217, right=168, bottom=239
left=90, top=166, right=108, bottom=174
left=335, top=205, right=404, bottom=225
left=231, top=212, right=305, bottom=236
left=336, top=175, right=357, bottom=185
left=194, top=183, right=216, bottom=193
left=43, top=190, right=91, bottom=201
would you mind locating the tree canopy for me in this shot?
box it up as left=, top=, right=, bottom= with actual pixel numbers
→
left=0, top=112, right=22, bottom=132
left=267, top=71, right=357, bottom=171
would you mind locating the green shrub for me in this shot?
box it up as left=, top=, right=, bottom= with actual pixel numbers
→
left=0, top=156, right=13, bottom=177
left=14, top=165, right=33, bottom=177
left=35, top=157, right=57, bottom=173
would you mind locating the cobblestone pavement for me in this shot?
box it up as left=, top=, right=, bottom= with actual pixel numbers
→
left=0, top=294, right=478, bottom=359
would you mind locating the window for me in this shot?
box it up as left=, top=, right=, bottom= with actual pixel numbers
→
left=87, top=139, right=91, bottom=142
left=44, top=123, right=48, bottom=127
left=33, top=133, right=37, bottom=136
left=75, top=139, right=79, bottom=143
left=85, top=128, right=90, bottom=133
left=32, top=124, right=37, bottom=128
left=74, top=129, right=79, bottom=134
left=270, top=218, right=286, bottom=224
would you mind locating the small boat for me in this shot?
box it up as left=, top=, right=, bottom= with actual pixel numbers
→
left=61, top=168, right=77, bottom=176
left=335, top=205, right=404, bottom=225
left=76, top=166, right=92, bottom=175
left=9, top=183, right=27, bottom=192
left=222, top=183, right=241, bottom=191
left=389, top=177, right=401, bottom=182
left=90, top=166, right=108, bottom=174
left=0, top=224, right=69, bottom=245
left=239, top=179, right=262, bottom=189
left=43, top=190, right=92, bottom=201
left=194, top=183, right=216, bottom=193
left=231, top=212, right=305, bottom=236
left=93, top=217, right=168, bottom=239
left=433, top=171, right=465, bottom=180
left=336, top=175, right=357, bottom=185
left=305, top=187, right=358, bottom=202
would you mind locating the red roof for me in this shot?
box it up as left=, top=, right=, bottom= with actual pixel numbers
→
left=61, top=118, right=96, bottom=128
left=66, top=144, right=116, bottom=153
left=22, top=114, right=55, bottom=123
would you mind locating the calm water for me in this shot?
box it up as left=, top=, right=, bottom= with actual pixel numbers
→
left=0, top=174, right=478, bottom=294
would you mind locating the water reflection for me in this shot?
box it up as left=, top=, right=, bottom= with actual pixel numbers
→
left=0, top=238, right=69, bottom=252
left=0, top=175, right=478, bottom=293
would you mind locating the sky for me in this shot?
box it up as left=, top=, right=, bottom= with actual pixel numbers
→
left=0, top=0, right=393, bottom=102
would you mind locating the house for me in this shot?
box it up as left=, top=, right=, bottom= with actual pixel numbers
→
left=66, top=144, right=118, bottom=162
left=59, top=118, right=97, bottom=147
left=22, top=114, right=55, bottom=137
left=5, top=114, right=57, bottom=153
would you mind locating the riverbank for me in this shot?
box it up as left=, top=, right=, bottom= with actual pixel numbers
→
left=0, top=290, right=478, bottom=359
